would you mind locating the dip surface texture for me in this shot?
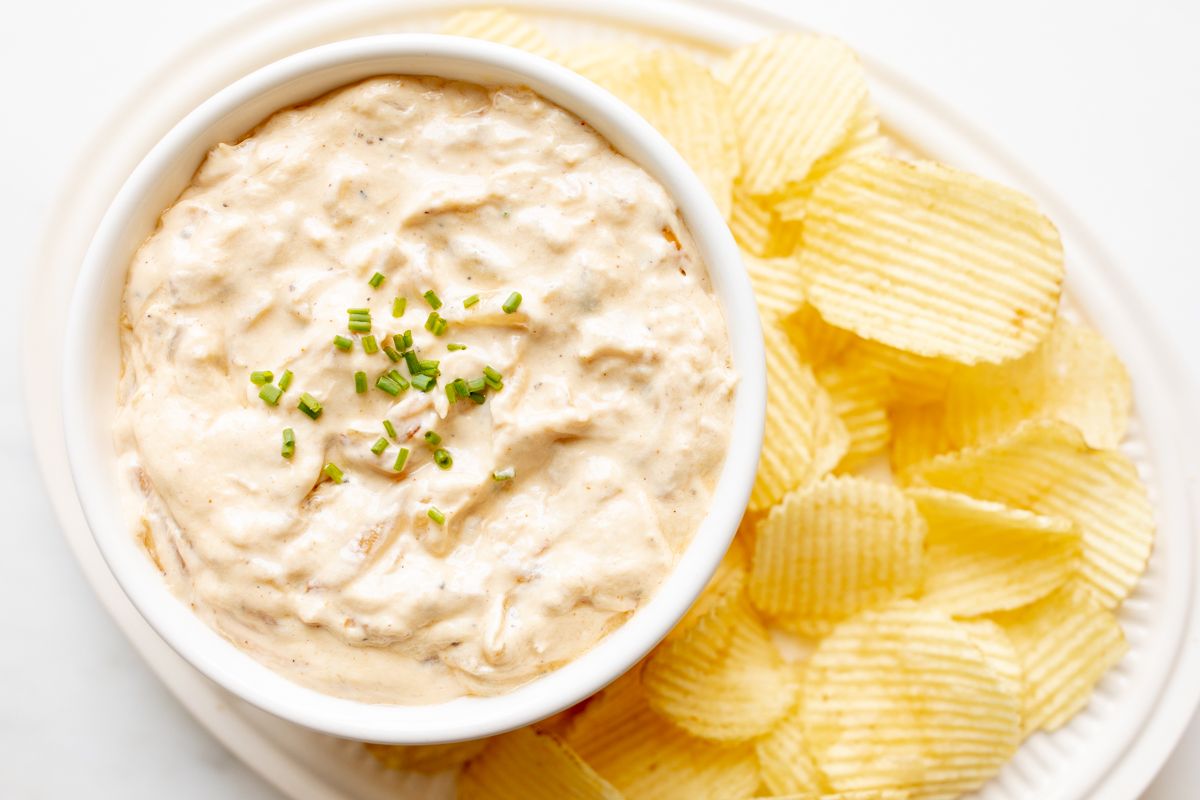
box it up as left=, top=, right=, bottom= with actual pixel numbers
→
left=116, top=76, right=735, bottom=703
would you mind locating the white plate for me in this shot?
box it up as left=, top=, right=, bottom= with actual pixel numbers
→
left=25, top=1, right=1200, bottom=798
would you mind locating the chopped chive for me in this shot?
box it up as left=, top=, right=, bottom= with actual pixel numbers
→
left=368, top=271, right=385, bottom=289
left=347, top=308, right=370, bottom=315
left=484, top=375, right=503, bottom=391
left=501, top=291, right=522, bottom=314
left=382, top=345, right=402, bottom=362
left=348, top=319, right=372, bottom=333
left=424, top=311, right=440, bottom=332
left=402, top=330, right=413, bottom=349
left=445, top=384, right=457, bottom=404
left=392, top=297, right=406, bottom=317
left=250, top=370, right=273, bottom=386
left=427, top=506, right=445, bottom=525
left=452, top=378, right=470, bottom=398
left=323, top=462, right=344, bottom=484
left=403, top=350, right=421, bottom=376
left=417, top=359, right=440, bottom=376
left=447, top=343, right=467, bottom=351
left=298, top=393, right=323, bottom=420
left=383, top=419, right=397, bottom=439
left=281, top=428, right=295, bottom=459
left=354, top=371, right=367, bottom=393
left=468, top=392, right=486, bottom=404
left=431, top=317, right=448, bottom=336
left=393, top=447, right=410, bottom=472
left=333, top=335, right=353, bottom=351
left=463, top=294, right=480, bottom=308
left=424, top=430, right=442, bottom=446
left=360, top=334, right=378, bottom=354
left=259, top=383, right=283, bottom=406
left=466, top=376, right=486, bottom=394
left=370, top=437, right=389, bottom=456
left=387, top=369, right=409, bottom=390
left=376, top=375, right=402, bottom=396
left=482, top=365, right=503, bottom=383
left=278, top=369, right=293, bottom=392
left=411, top=373, right=435, bottom=392
left=423, top=290, right=442, bottom=310
left=433, top=448, right=453, bottom=469
left=492, top=467, right=514, bottom=481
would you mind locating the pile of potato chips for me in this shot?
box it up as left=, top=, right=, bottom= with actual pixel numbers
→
left=364, top=9, right=1156, bottom=799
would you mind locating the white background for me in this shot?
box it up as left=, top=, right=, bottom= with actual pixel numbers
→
left=2, top=0, right=1198, bottom=797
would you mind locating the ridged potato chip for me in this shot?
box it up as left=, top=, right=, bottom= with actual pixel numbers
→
left=800, top=156, right=1064, bottom=364
left=992, top=584, right=1127, bottom=734
left=909, top=487, right=1080, bottom=616
left=941, top=319, right=1132, bottom=451
left=853, top=339, right=959, bottom=404
left=364, top=740, right=487, bottom=773
left=752, top=322, right=848, bottom=511
left=566, top=666, right=760, bottom=799
left=957, top=618, right=1023, bottom=700
left=441, top=8, right=558, bottom=58
left=745, top=252, right=807, bottom=318
left=749, top=476, right=925, bottom=633
left=889, top=403, right=952, bottom=478
left=458, top=727, right=621, bottom=800
left=644, top=581, right=794, bottom=741
left=802, top=602, right=1021, bottom=798
left=816, top=357, right=893, bottom=470
left=753, top=793, right=910, bottom=800
left=731, top=184, right=804, bottom=257
left=756, top=709, right=826, bottom=795
left=781, top=303, right=858, bottom=369
left=724, top=34, right=868, bottom=197
left=909, top=420, right=1154, bottom=608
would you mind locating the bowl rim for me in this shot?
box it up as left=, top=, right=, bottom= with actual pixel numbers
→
left=60, top=33, right=765, bottom=743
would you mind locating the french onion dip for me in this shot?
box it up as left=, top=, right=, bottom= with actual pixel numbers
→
left=115, top=76, right=735, bottom=703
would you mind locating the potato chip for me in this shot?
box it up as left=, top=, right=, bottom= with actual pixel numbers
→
left=644, top=581, right=794, bottom=741
left=956, top=618, right=1023, bottom=700
left=941, top=319, right=1132, bottom=451
left=458, top=727, right=621, bottom=800
left=889, top=403, right=952, bottom=479
left=802, top=602, right=1020, bottom=798
left=566, top=665, right=760, bottom=799
left=364, top=739, right=487, bottom=773
left=745, top=252, right=807, bottom=318
left=908, top=487, right=1080, bottom=616
left=816, top=357, right=893, bottom=470
left=731, top=184, right=804, bottom=257
left=800, top=156, right=1064, bottom=364
left=781, top=303, right=858, bottom=369
left=724, top=34, right=868, bottom=197
left=749, top=476, right=925, bottom=633
left=752, top=321, right=848, bottom=511
left=909, top=420, right=1154, bottom=608
left=852, top=339, right=959, bottom=404
left=441, top=8, right=558, bottom=59
left=756, top=710, right=826, bottom=795
left=992, top=584, right=1127, bottom=734
left=753, top=793, right=910, bottom=800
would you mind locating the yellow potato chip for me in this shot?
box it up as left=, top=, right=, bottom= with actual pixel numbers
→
left=802, top=602, right=1020, bottom=798
left=908, top=487, right=1081, bottom=616
left=992, top=584, right=1127, bottom=734
left=745, top=252, right=807, bottom=318
left=731, top=184, right=804, bottom=257
left=816, top=357, right=893, bottom=470
left=756, top=711, right=826, bottom=795
left=566, top=665, right=760, bottom=799
left=724, top=34, right=868, bottom=197
left=956, top=618, right=1023, bottom=700
left=458, top=727, right=621, bottom=800
left=753, top=793, right=910, bottom=800
left=749, top=476, right=925, bottom=633
left=909, top=420, right=1154, bottom=608
left=440, top=8, right=558, bottom=59
left=752, top=321, right=849, bottom=511
left=800, top=156, right=1064, bottom=364
left=364, top=739, right=487, bottom=773
left=781, top=303, right=858, bottom=369
left=670, top=556, right=746, bottom=645
left=853, top=338, right=958, bottom=404
left=889, top=402, right=952, bottom=479
left=941, top=319, right=1132, bottom=451
left=644, top=582, right=794, bottom=741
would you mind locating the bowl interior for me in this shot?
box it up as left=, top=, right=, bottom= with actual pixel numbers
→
left=62, top=34, right=765, bottom=743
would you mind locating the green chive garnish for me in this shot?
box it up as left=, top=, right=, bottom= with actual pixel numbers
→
left=278, top=369, right=293, bottom=392
left=433, top=448, right=453, bottom=469
left=361, top=334, right=379, bottom=355
left=469, top=392, right=486, bottom=405
left=501, top=291, right=522, bottom=314
left=451, top=378, right=469, bottom=398
left=447, top=343, right=467, bottom=351
left=417, top=359, right=440, bottom=376
left=376, top=375, right=402, bottom=396
left=402, top=330, right=413, bottom=349
left=423, top=290, right=442, bottom=310
left=347, top=308, right=370, bottom=315
left=298, top=393, right=323, bottom=420
left=259, top=384, right=282, bottom=406
left=354, top=371, right=367, bottom=394
left=370, top=437, right=389, bottom=456
left=387, top=369, right=409, bottom=390
left=427, top=506, right=445, bottom=525
left=281, top=428, right=295, bottom=459
left=323, top=462, right=344, bottom=484
left=466, top=376, right=486, bottom=394
left=424, top=430, right=442, bottom=446
left=382, top=345, right=402, bottom=362
left=403, top=350, right=421, bottom=376
left=482, top=365, right=503, bottom=383
left=493, top=467, right=514, bottom=481
left=348, top=319, right=371, bottom=333
left=432, top=317, right=448, bottom=336
left=368, top=272, right=385, bottom=289
left=463, top=294, right=480, bottom=308
left=445, top=384, right=457, bottom=404
left=411, top=373, right=436, bottom=392
left=333, top=335, right=353, bottom=351
left=424, top=311, right=442, bottom=334
left=392, top=297, right=406, bottom=317
left=383, top=419, right=397, bottom=439
left=250, top=370, right=273, bottom=386
left=393, top=447, right=410, bottom=472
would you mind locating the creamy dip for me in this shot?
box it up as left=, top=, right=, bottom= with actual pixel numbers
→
left=115, top=76, right=735, bottom=703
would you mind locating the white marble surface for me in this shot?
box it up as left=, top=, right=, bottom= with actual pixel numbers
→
left=2, top=0, right=1198, bottom=797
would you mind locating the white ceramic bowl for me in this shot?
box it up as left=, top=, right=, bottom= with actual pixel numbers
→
left=61, top=34, right=766, bottom=744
